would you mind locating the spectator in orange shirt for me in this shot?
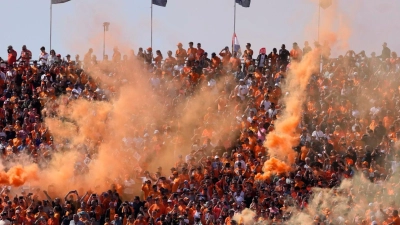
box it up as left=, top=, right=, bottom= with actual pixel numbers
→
left=243, top=43, right=253, bottom=59
left=210, top=53, right=221, bottom=69
left=153, top=50, right=163, bottom=68
left=219, top=47, right=232, bottom=67
left=290, top=42, right=303, bottom=62
left=390, top=210, right=400, bottom=225
left=175, top=43, right=187, bottom=66
left=47, top=211, right=58, bottom=225
left=187, top=42, right=197, bottom=67
left=18, top=45, right=32, bottom=66
left=7, top=46, right=17, bottom=66
left=196, top=43, right=205, bottom=60
left=229, top=52, right=241, bottom=71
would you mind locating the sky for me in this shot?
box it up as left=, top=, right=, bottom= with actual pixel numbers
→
left=1, top=0, right=399, bottom=60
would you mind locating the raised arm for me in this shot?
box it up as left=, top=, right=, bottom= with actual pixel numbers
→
left=43, top=190, right=52, bottom=202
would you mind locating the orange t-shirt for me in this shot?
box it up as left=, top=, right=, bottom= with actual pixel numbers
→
left=211, top=57, right=221, bottom=68
left=229, top=57, right=241, bottom=70
left=196, top=48, right=205, bottom=60
left=187, top=48, right=197, bottom=61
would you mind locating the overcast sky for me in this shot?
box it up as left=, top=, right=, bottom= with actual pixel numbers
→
left=1, top=0, right=399, bottom=59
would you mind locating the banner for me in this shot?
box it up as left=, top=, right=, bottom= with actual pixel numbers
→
left=152, top=0, right=167, bottom=7
left=51, top=0, right=70, bottom=4
left=235, top=0, right=251, bottom=8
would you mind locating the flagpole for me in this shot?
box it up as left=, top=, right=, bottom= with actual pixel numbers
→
left=50, top=0, right=52, bottom=50
left=318, top=0, right=321, bottom=43
left=151, top=0, right=153, bottom=49
left=233, top=0, right=236, bottom=53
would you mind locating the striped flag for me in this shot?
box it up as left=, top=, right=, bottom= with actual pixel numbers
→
left=235, top=0, right=251, bottom=8
left=51, top=0, right=70, bottom=4
left=152, top=0, right=167, bottom=7
left=232, top=33, right=242, bottom=57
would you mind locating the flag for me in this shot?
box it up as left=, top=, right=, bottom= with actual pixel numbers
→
left=152, top=0, right=167, bottom=7
left=51, top=0, right=70, bottom=4
left=232, top=33, right=242, bottom=57
left=235, top=0, right=251, bottom=8
left=319, top=0, right=332, bottom=9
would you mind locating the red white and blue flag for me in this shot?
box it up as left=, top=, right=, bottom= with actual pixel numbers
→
left=232, top=33, right=242, bottom=57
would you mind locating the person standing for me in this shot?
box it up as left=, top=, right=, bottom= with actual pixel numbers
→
left=83, top=48, right=93, bottom=67
left=187, top=42, right=197, bottom=66
left=175, top=43, right=187, bottom=66
left=290, top=42, right=303, bottom=62
left=256, top=49, right=267, bottom=73
left=278, top=44, right=290, bottom=69
left=196, top=43, right=205, bottom=60
left=7, top=46, right=17, bottom=66
left=378, top=42, right=391, bottom=60
left=243, top=43, right=253, bottom=60
left=303, top=41, right=312, bottom=55
left=18, top=45, right=32, bottom=66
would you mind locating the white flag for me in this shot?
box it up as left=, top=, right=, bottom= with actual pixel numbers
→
left=52, top=0, right=70, bottom=4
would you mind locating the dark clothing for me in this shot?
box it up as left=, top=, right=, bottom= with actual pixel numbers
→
left=278, top=49, right=290, bottom=63
left=374, top=124, right=386, bottom=140
left=380, top=46, right=391, bottom=60
left=131, top=201, right=145, bottom=218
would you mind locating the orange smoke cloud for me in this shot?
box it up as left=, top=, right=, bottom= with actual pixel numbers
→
left=255, top=157, right=291, bottom=181
left=266, top=50, right=319, bottom=160
left=257, top=49, right=320, bottom=179
left=0, top=164, right=39, bottom=187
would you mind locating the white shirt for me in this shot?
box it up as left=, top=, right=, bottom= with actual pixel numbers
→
left=0, top=219, right=11, bottom=225
left=6, top=70, right=15, bottom=80
left=267, top=108, right=277, bottom=118
left=70, top=220, right=84, bottom=225
left=47, top=55, right=57, bottom=66
left=258, top=54, right=266, bottom=67
left=312, top=130, right=325, bottom=140
left=39, top=52, right=49, bottom=64
left=234, top=160, right=246, bottom=170
left=370, top=106, right=380, bottom=116
left=260, top=100, right=271, bottom=111
left=207, top=79, right=216, bottom=87
left=236, top=85, right=249, bottom=100
left=233, top=191, right=244, bottom=203
left=208, top=79, right=218, bottom=95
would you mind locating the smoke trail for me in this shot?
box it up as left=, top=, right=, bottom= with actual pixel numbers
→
left=255, top=157, right=291, bottom=181
left=233, top=208, right=256, bottom=225
left=0, top=164, right=39, bottom=187
left=256, top=48, right=320, bottom=181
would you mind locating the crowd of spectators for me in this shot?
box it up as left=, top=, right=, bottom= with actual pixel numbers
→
left=0, top=40, right=399, bottom=225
